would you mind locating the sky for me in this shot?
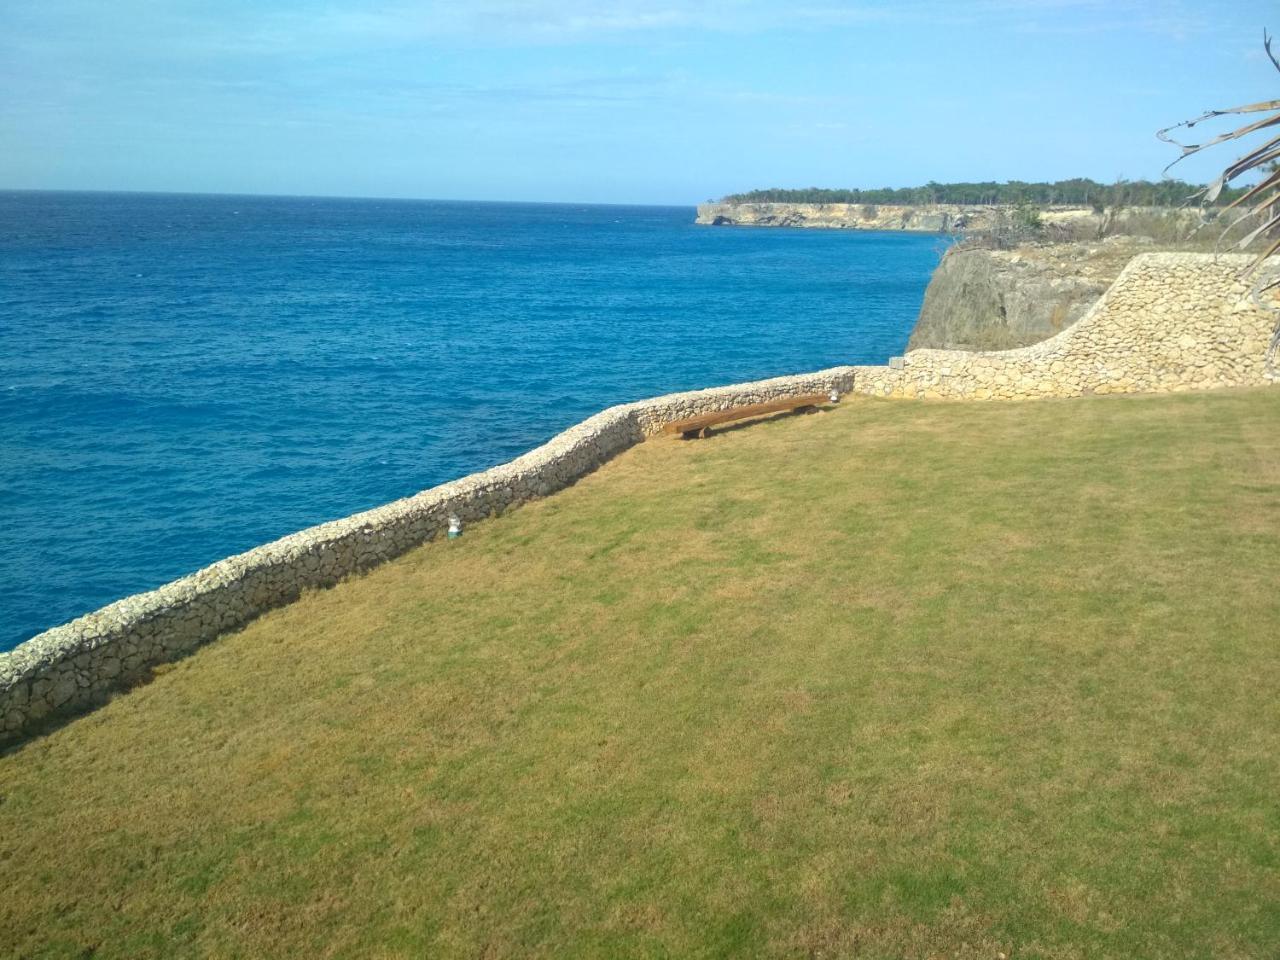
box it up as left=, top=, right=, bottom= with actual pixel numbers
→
left=0, top=0, right=1276, bottom=204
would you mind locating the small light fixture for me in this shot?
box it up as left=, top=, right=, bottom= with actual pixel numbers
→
left=447, top=514, right=463, bottom=539
left=829, top=388, right=840, bottom=403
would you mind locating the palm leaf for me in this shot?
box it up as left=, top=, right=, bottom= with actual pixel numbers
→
left=1161, top=31, right=1280, bottom=368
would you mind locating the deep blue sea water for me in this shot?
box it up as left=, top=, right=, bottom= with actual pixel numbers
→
left=0, top=191, right=945, bottom=651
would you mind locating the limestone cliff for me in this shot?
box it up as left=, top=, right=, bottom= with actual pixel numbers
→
left=696, top=201, right=1002, bottom=232
left=906, top=241, right=1146, bottom=351
left=695, top=201, right=1138, bottom=233
left=695, top=202, right=1213, bottom=237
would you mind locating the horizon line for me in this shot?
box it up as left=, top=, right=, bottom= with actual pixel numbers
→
left=0, top=186, right=702, bottom=208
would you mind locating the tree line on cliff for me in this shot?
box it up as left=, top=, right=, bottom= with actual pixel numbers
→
left=720, top=178, right=1246, bottom=208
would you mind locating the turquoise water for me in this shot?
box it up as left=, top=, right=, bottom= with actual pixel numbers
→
left=0, top=192, right=945, bottom=650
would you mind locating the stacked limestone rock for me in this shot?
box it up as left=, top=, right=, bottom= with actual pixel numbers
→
left=854, top=254, right=1276, bottom=401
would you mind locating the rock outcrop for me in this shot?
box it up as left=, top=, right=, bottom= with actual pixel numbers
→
left=906, top=241, right=1150, bottom=350
left=911, top=244, right=1111, bottom=350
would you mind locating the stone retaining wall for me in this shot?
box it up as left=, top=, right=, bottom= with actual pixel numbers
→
left=851, top=253, right=1277, bottom=400
left=0, top=368, right=854, bottom=744
left=1, top=252, right=1274, bottom=746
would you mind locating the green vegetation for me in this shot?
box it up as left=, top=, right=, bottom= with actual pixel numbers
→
left=1013, top=201, right=1043, bottom=230
left=721, top=178, right=1247, bottom=207
left=3, top=388, right=1279, bottom=959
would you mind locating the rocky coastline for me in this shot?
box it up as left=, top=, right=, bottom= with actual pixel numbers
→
left=696, top=201, right=1003, bottom=232
left=695, top=201, right=1120, bottom=233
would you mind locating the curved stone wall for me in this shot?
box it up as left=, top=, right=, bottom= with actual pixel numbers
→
left=851, top=253, right=1277, bottom=400
left=0, top=368, right=854, bottom=744
left=1, top=252, right=1274, bottom=746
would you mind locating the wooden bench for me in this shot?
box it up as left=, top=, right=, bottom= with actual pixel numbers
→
left=663, top=393, right=832, bottom=439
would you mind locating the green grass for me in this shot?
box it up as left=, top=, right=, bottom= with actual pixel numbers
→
left=3, top=388, right=1279, bottom=959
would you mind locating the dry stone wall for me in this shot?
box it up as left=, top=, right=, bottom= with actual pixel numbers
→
left=1, top=252, right=1273, bottom=746
left=852, top=253, right=1277, bottom=400
left=0, top=368, right=854, bottom=745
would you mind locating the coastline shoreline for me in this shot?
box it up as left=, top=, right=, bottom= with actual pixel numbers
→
left=3, top=251, right=1274, bottom=746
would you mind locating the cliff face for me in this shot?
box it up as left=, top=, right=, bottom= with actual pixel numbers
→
left=906, top=239, right=1150, bottom=351
left=695, top=202, right=1214, bottom=237
left=695, top=202, right=1002, bottom=232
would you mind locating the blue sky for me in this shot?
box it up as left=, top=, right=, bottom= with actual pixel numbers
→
left=0, top=0, right=1274, bottom=204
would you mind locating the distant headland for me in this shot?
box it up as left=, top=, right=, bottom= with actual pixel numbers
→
left=711, top=179, right=1244, bottom=208
left=697, top=178, right=1243, bottom=233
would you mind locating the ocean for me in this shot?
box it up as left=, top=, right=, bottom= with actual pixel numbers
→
left=0, top=191, right=945, bottom=651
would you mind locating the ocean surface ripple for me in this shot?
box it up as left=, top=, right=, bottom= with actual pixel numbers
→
left=0, top=192, right=945, bottom=650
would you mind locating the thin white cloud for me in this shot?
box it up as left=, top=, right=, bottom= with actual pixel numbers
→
left=0, top=0, right=1233, bottom=63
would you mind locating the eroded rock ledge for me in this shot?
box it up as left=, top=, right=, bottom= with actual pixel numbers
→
left=695, top=202, right=1216, bottom=237
left=907, top=239, right=1159, bottom=351
left=695, top=201, right=1142, bottom=233
left=696, top=201, right=1005, bottom=232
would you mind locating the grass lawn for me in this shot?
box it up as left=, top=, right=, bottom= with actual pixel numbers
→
left=2, top=387, right=1279, bottom=959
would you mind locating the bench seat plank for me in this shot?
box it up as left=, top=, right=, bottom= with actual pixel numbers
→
left=663, top=393, right=831, bottom=438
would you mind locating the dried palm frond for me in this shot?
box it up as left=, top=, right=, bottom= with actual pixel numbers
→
left=1158, top=31, right=1280, bottom=368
